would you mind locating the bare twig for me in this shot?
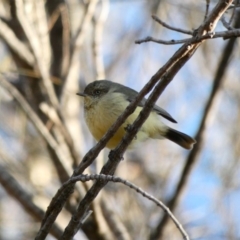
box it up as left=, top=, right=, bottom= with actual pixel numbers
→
left=204, top=0, right=210, bottom=21
left=152, top=15, right=193, bottom=35
left=136, top=36, right=190, bottom=45
left=229, top=0, right=237, bottom=25
left=221, top=15, right=234, bottom=30
left=66, top=174, right=190, bottom=240
left=135, top=29, right=240, bottom=45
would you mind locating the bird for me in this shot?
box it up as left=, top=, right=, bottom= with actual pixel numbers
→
left=77, top=80, right=196, bottom=150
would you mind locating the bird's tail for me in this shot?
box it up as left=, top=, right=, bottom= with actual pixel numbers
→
left=164, top=127, right=196, bottom=149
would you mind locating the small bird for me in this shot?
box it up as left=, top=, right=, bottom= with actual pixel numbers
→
left=77, top=80, right=196, bottom=150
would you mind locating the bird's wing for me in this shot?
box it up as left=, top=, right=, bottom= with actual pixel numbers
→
left=113, top=85, right=177, bottom=123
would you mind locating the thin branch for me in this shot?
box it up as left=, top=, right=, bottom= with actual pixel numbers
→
left=136, top=36, right=190, bottom=45
left=66, top=174, right=190, bottom=240
left=229, top=0, right=237, bottom=25
left=152, top=15, right=193, bottom=35
left=204, top=0, right=210, bottom=21
left=0, top=164, right=63, bottom=239
left=135, top=28, right=240, bottom=45
left=221, top=16, right=235, bottom=30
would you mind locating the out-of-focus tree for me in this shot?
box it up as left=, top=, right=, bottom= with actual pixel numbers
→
left=0, top=0, right=239, bottom=239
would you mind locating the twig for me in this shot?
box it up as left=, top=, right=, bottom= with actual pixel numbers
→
left=135, top=36, right=191, bottom=45
left=204, top=0, right=210, bottom=21
left=135, top=29, right=240, bottom=45
left=67, top=174, right=190, bottom=240
left=229, top=0, right=237, bottom=25
left=152, top=15, right=193, bottom=35
left=221, top=16, right=234, bottom=30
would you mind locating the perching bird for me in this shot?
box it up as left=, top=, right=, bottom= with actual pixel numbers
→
left=77, top=80, right=196, bottom=150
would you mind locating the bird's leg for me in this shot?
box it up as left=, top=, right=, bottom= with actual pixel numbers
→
left=124, top=124, right=137, bottom=139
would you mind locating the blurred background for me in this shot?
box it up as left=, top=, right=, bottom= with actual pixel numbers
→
left=0, top=0, right=239, bottom=239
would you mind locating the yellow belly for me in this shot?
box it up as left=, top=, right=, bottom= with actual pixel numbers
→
left=83, top=92, right=166, bottom=149
left=85, top=105, right=132, bottom=149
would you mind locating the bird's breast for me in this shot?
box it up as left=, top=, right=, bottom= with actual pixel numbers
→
left=84, top=93, right=128, bottom=146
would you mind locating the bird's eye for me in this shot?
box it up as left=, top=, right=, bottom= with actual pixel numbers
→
left=93, top=89, right=101, bottom=96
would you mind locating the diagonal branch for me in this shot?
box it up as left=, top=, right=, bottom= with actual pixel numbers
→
left=152, top=15, right=193, bottom=35
left=135, top=29, right=240, bottom=45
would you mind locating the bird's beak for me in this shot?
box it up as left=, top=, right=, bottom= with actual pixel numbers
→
left=76, top=92, right=87, bottom=97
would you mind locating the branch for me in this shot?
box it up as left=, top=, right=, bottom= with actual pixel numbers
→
left=66, top=174, right=190, bottom=240
left=135, top=29, right=240, bottom=45
left=204, top=0, right=210, bottom=21
left=152, top=15, right=193, bottom=35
